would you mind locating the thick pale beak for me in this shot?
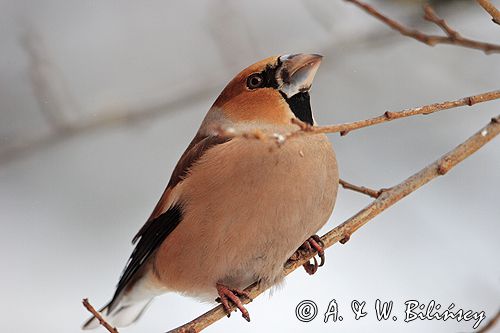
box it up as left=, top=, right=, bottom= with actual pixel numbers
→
left=276, top=53, right=322, bottom=98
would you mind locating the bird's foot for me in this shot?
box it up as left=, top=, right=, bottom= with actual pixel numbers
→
left=289, top=235, right=325, bottom=275
left=215, top=283, right=252, bottom=322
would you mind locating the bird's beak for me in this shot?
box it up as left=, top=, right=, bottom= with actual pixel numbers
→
left=276, top=53, right=323, bottom=98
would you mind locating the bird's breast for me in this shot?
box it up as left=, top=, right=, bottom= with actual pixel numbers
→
left=153, top=133, right=338, bottom=298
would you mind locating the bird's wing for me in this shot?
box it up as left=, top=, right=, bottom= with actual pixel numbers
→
left=133, top=133, right=230, bottom=243
left=111, top=134, right=231, bottom=304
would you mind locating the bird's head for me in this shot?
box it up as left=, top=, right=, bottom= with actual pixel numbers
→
left=209, top=54, right=322, bottom=129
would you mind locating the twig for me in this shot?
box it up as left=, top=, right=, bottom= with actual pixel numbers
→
left=339, top=178, right=382, bottom=198
left=311, top=89, right=500, bottom=136
left=476, top=0, right=500, bottom=25
left=344, top=0, right=500, bottom=54
left=423, top=5, right=460, bottom=39
left=218, top=89, right=500, bottom=143
left=475, top=309, right=500, bottom=333
left=82, top=298, right=119, bottom=333
left=168, top=115, right=500, bottom=332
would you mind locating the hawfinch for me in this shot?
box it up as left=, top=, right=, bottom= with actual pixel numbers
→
left=83, top=53, right=338, bottom=328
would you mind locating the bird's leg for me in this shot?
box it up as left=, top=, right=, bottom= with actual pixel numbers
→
left=215, top=283, right=252, bottom=322
left=289, top=235, right=325, bottom=275
left=308, top=235, right=325, bottom=266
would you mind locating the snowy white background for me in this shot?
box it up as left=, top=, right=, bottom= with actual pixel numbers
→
left=0, top=0, right=499, bottom=332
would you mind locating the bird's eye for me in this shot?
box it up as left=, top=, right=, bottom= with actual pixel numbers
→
left=246, top=73, right=264, bottom=89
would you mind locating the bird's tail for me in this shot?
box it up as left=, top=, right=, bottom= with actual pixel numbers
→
left=82, top=297, right=152, bottom=330
left=82, top=273, right=163, bottom=330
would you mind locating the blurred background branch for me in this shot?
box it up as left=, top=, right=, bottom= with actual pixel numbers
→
left=22, top=29, right=78, bottom=132
left=0, top=85, right=215, bottom=164
left=345, top=0, right=500, bottom=54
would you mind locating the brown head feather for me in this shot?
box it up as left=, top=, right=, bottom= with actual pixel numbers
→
left=212, top=56, right=294, bottom=125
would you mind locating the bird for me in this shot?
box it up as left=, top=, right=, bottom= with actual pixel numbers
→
left=83, top=53, right=339, bottom=329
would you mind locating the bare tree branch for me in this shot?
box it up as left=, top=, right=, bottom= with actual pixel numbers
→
left=476, top=0, right=500, bottom=25
left=423, top=4, right=460, bottom=39
left=166, top=115, right=499, bottom=332
left=339, top=178, right=382, bottom=198
left=295, top=89, right=500, bottom=136
left=217, top=89, right=500, bottom=143
left=344, top=0, right=500, bottom=54
left=82, top=299, right=118, bottom=333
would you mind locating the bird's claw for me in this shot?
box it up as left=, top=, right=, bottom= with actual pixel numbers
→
left=289, top=235, right=325, bottom=275
left=215, top=283, right=252, bottom=322
left=308, top=235, right=325, bottom=267
left=303, top=255, right=319, bottom=275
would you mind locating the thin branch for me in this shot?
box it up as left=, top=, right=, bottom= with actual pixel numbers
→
left=476, top=0, right=500, bottom=25
left=344, top=0, right=500, bottom=54
left=423, top=5, right=460, bottom=39
left=218, top=89, right=500, bottom=143
left=476, top=309, right=500, bottom=333
left=82, top=298, right=118, bottom=333
left=168, top=115, right=500, bottom=332
left=339, top=178, right=382, bottom=198
left=306, top=89, right=500, bottom=135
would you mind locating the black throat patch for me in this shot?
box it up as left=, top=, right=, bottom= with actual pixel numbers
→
left=281, top=91, right=314, bottom=125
